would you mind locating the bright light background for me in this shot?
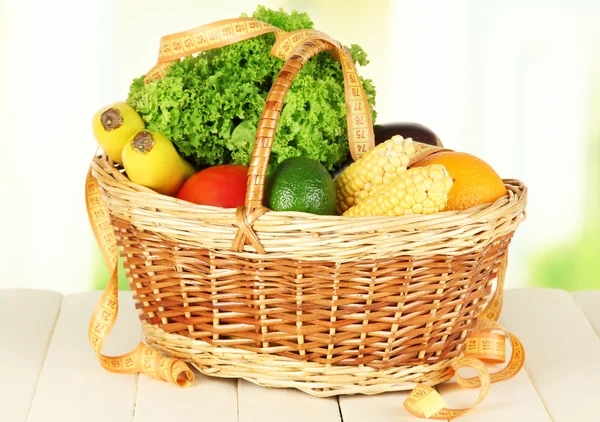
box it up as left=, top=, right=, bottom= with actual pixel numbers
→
left=1, top=0, right=598, bottom=293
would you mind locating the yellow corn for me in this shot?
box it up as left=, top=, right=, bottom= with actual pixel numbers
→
left=343, top=164, right=453, bottom=217
left=335, top=135, right=417, bottom=214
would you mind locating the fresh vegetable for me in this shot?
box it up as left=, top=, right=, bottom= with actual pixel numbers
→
left=126, top=5, right=377, bottom=174
left=121, top=130, right=195, bottom=196
left=374, top=122, right=442, bottom=147
left=265, top=156, right=336, bottom=215
left=92, top=102, right=145, bottom=165
left=335, top=136, right=417, bottom=214
left=343, top=165, right=452, bottom=217
left=177, top=164, right=248, bottom=208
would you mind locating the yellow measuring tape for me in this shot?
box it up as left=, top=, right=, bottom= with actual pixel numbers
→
left=86, top=16, right=525, bottom=418
left=403, top=269, right=525, bottom=419
left=86, top=167, right=194, bottom=387
left=144, top=18, right=284, bottom=83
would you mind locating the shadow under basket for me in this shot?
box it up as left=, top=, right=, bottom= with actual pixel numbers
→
left=91, top=153, right=526, bottom=397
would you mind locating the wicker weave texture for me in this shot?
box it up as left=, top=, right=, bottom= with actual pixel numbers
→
left=118, top=213, right=509, bottom=368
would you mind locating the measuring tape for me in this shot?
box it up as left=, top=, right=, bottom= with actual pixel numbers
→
left=145, top=18, right=284, bottom=83
left=143, top=18, right=374, bottom=161
left=403, top=319, right=524, bottom=420
left=404, top=356, right=491, bottom=420
left=86, top=166, right=194, bottom=387
left=403, top=261, right=525, bottom=419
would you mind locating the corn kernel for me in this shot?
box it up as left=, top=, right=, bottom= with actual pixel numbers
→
left=414, top=190, right=427, bottom=204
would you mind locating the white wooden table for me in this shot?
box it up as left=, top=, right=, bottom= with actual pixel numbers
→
left=2, top=287, right=599, bottom=422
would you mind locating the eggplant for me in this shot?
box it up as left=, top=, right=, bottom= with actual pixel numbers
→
left=374, top=122, right=442, bottom=147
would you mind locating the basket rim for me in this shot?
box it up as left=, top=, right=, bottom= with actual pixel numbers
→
left=91, top=153, right=527, bottom=222
left=91, top=154, right=527, bottom=261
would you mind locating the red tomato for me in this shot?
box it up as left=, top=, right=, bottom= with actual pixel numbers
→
left=177, top=164, right=248, bottom=208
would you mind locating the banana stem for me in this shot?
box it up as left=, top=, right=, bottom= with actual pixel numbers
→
left=101, top=108, right=123, bottom=131
left=131, top=131, right=155, bottom=154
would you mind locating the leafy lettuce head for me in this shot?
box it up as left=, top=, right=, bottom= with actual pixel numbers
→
left=126, top=5, right=377, bottom=173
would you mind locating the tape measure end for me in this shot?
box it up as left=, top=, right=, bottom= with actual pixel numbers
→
left=177, top=370, right=194, bottom=388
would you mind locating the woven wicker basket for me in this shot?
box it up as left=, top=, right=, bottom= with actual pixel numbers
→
left=91, top=38, right=527, bottom=397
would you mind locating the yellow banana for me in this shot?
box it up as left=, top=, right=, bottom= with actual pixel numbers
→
left=121, top=130, right=196, bottom=196
left=92, top=102, right=145, bottom=165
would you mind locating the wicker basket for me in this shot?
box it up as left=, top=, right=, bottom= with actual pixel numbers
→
left=91, top=38, right=527, bottom=397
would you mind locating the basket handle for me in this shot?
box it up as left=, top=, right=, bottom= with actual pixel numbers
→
left=232, top=37, right=374, bottom=253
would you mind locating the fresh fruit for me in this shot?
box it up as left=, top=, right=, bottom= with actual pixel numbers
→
left=177, top=164, right=249, bottom=208
left=265, top=157, right=336, bottom=215
left=121, top=130, right=195, bottom=196
left=92, top=102, right=145, bottom=165
left=343, top=165, right=453, bottom=217
left=412, top=151, right=507, bottom=210
left=335, top=136, right=417, bottom=214
left=374, top=122, right=442, bottom=147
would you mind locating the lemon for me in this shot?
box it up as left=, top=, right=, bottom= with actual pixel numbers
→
left=265, top=157, right=336, bottom=215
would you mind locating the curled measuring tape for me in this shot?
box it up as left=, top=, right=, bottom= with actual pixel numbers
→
left=86, top=167, right=194, bottom=387
left=403, top=261, right=525, bottom=419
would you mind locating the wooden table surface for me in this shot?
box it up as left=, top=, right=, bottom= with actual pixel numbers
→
left=2, top=287, right=599, bottom=421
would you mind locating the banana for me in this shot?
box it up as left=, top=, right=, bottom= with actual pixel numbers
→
left=92, top=102, right=145, bottom=165
left=121, top=130, right=196, bottom=196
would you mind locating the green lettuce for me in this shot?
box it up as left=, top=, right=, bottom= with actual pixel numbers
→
left=126, top=5, right=377, bottom=172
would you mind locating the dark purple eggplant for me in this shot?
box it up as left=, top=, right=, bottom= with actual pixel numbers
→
left=374, top=122, right=442, bottom=147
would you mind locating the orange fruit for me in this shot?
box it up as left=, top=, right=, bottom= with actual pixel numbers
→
left=412, top=151, right=507, bottom=210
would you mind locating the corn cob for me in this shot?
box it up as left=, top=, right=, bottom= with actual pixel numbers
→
left=335, top=135, right=417, bottom=214
left=343, top=164, right=453, bottom=217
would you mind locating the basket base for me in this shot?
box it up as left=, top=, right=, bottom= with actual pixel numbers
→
left=143, top=322, right=457, bottom=397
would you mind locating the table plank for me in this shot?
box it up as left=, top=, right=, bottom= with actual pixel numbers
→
left=238, top=380, right=341, bottom=422
left=0, top=289, right=63, bottom=422
left=339, top=390, right=425, bottom=422
left=27, top=291, right=142, bottom=422
left=133, top=373, right=238, bottom=421
left=571, top=290, right=600, bottom=337
left=501, top=288, right=600, bottom=421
